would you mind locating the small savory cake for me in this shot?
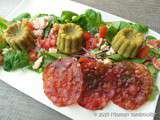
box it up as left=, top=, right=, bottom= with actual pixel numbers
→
left=111, top=28, right=144, bottom=58
left=57, top=23, right=83, bottom=54
left=4, top=22, right=35, bottom=50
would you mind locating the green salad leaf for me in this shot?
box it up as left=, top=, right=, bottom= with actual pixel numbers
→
left=35, top=51, right=69, bottom=72
left=149, top=85, right=159, bottom=101
left=106, top=21, right=149, bottom=41
left=3, top=50, right=29, bottom=71
left=36, top=13, right=48, bottom=17
left=127, top=58, right=146, bottom=63
left=130, top=23, right=148, bottom=34
left=13, top=13, right=31, bottom=22
left=146, top=35, right=157, bottom=40
left=82, top=9, right=104, bottom=33
left=108, top=54, right=124, bottom=61
left=61, top=11, right=78, bottom=23
left=0, top=16, right=8, bottom=35
left=146, top=63, right=159, bottom=101
left=55, top=9, right=104, bottom=34
left=43, top=18, right=54, bottom=38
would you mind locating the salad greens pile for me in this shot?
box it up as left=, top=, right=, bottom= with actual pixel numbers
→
left=3, top=50, right=29, bottom=71
left=55, top=9, right=104, bottom=34
left=106, top=21, right=148, bottom=41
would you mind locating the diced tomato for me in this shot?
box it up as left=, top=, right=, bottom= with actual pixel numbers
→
left=84, top=32, right=91, bottom=41
left=137, top=46, right=150, bottom=58
left=39, top=39, right=45, bottom=47
left=99, top=25, right=108, bottom=38
left=152, top=57, right=160, bottom=70
left=79, top=57, right=94, bottom=63
left=49, top=39, right=56, bottom=47
left=86, top=38, right=99, bottom=50
left=27, top=22, right=34, bottom=31
left=148, top=40, right=160, bottom=48
left=29, top=49, right=39, bottom=62
left=43, top=40, right=50, bottom=50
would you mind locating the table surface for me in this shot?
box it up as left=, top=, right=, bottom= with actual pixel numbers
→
left=0, top=0, right=160, bottom=120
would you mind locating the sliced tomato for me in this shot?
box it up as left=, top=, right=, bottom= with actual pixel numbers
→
left=84, top=32, right=91, bottom=41
left=29, top=49, right=39, bottom=62
left=148, top=40, right=160, bottom=48
left=137, top=46, right=150, bottom=58
left=99, top=25, right=108, bottom=38
left=152, top=57, right=160, bottom=70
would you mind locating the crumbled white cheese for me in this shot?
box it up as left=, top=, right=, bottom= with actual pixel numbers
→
left=33, top=29, right=43, bottom=37
left=32, top=17, right=48, bottom=30
left=103, top=58, right=112, bottom=64
left=2, top=48, right=10, bottom=55
left=106, top=47, right=115, bottom=55
left=49, top=48, right=57, bottom=53
left=32, top=56, right=43, bottom=70
left=100, top=44, right=109, bottom=51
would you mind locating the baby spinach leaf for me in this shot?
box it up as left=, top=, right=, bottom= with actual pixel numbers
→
left=0, top=17, right=8, bottom=35
left=43, top=18, right=53, bottom=38
left=108, top=54, right=124, bottom=61
left=146, top=63, right=159, bottom=101
left=128, top=58, right=146, bottom=63
left=131, top=23, right=148, bottom=34
left=149, top=85, right=159, bottom=101
left=13, top=13, right=31, bottom=22
left=84, top=9, right=104, bottom=33
left=61, top=11, right=78, bottom=23
left=146, top=35, right=157, bottom=40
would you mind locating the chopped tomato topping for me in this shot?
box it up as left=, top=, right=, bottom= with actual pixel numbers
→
left=27, top=22, right=34, bottom=31
left=84, top=32, right=91, bottom=41
left=148, top=40, right=160, bottom=48
left=137, top=46, right=150, bottom=58
left=49, top=38, right=56, bottom=47
left=86, top=38, right=99, bottom=50
left=43, top=40, right=50, bottom=50
left=99, top=25, right=108, bottom=38
left=79, top=57, right=92, bottom=63
left=152, top=57, right=160, bottom=70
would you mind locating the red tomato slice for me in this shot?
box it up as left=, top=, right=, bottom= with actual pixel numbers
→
left=152, top=57, right=160, bottom=70
left=148, top=40, right=160, bottom=48
left=84, top=32, right=91, bottom=41
left=99, top=25, right=108, bottom=38
left=137, top=46, right=150, bottom=58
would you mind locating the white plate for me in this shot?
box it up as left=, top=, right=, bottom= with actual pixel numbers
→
left=1, top=0, right=160, bottom=120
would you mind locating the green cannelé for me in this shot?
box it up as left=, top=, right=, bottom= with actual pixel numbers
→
left=111, top=28, right=144, bottom=58
left=57, top=23, right=83, bottom=54
left=4, top=22, right=35, bottom=50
